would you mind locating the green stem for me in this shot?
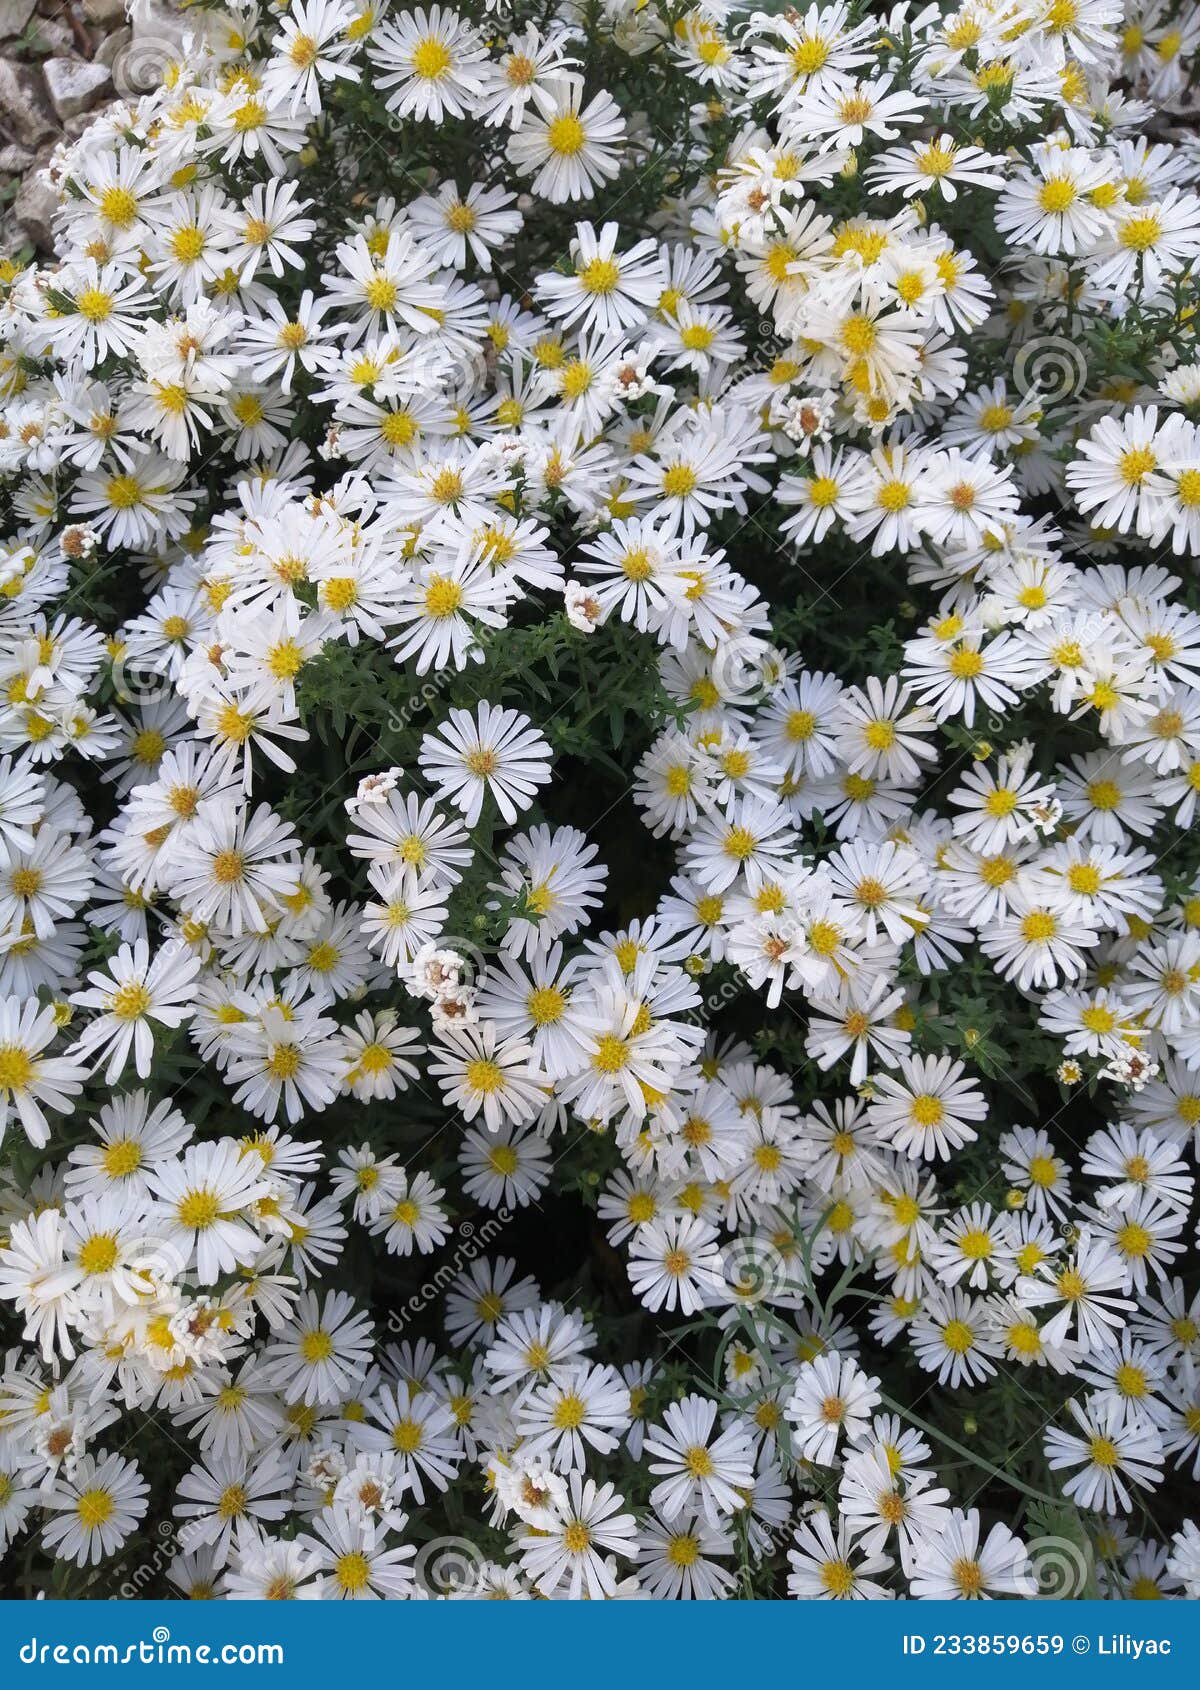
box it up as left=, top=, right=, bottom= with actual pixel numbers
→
left=880, top=1392, right=1063, bottom=1508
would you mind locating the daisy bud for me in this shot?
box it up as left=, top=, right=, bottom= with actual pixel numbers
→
left=345, top=767, right=404, bottom=817
left=430, top=984, right=477, bottom=1029
left=564, top=580, right=602, bottom=633
left=60, top=523, right=98, bottom=560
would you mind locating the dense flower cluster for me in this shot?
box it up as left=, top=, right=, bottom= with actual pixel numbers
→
left=0, top=0, right=1199, bottom=1601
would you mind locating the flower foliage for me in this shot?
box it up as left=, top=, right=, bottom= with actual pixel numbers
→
left=1, top=0, right=1200, bottom=1602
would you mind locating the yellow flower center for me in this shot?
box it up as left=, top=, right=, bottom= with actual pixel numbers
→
left=465, top=1058, right=506, bottom=1095
left=1120, top=446, right=1156, bottom=485
left=546, top=114, right=585, bottom=156
left=820, top=1558, right=855, bottom=1596
left=578, top=257, right=620, bottom=295
left=178, top=1189, right=221, bottom=1230
left=300, top=1329, right=334, bottom=1363
left=77, top=1489, right=114, bottom=1529
left=75, top=286, right=114, bottom=322
left=1038, top=177, right=1076, bottom=213
left=102, top=1139, right=142, bottom=1178
left=0, top=1047, right=35, bottom=1091
left=411, top=36, right=452, bottom=79
left=335, top=1551, right=372, bottom=1593
left=527, top=986, right=565, bottom=1026
left=78, top=1233, right=119, bottom=1275
left=170, top=226, right=206, bottom=262
left=942, top=1319, right=974, bottom=1354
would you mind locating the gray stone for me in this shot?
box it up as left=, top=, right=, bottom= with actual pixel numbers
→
left=0, top=0, right=37, bottom=41
left=0, top=59, right=59, bottom=148
left=129, top=0, right=182, bottom=40
left=13, top=151, right=58, bottom=250
left=43, top=55, right=111, bottom=121
left=83, top=0, right=127, bottom=21
left=96, top=24, right=131, bottom=67
left=0, top=140, right=34, bottom=172
left=63, top=109, right=102, bottom=139
left=26, top=15, right=73, bottom=52
left=110, top=0, right=185, bottom=96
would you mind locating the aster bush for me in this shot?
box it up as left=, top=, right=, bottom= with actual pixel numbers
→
left=1, top=0, right=1200, bottom=1604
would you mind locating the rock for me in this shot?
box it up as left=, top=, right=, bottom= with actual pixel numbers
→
left=95, top=24, right=131, bottom=67
left=0, top=140, right=34, bottom=172
left=109, top=0, right=184, bottom=96
left=63, top=109, right=102, bottom=139
left=0, top=59, right=58, bottom=148
left=43, top=55, right=111, bottom=121
left=0, top=139, right=33, bottom=174
left=26, top=14, right=72, bottom=52
left=13, top=149, right=58, bottom=251
left=129, top=0, right=183, bottom=40
left=83, top=0, right=126, bottom=22
left=0, top=0, right=37, bottom=40
left=131, top=0, right=174, bottom=29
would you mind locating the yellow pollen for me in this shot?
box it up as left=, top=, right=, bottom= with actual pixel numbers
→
left=465, top=1058, right=506, bottom=1095
left=527, top=986, right=566, bottom=1026
left=546, top=114, right=585, bottom=156
left=411, top=35, right=452, bottom=79
left=910, top=1094, right=943, bottom=1127
left=102, top=1139, right=142, bottom=1178
left=76, top=1489, right=114, bottom=1529
left=1038, top=177, right=1077, bottom=213
left=662, top=464, right=698, bottom=499
left=78, top=1233, right=119, bottom=1275
left=578, top=257, right=621, bottom=295
left=1119, top=214, right=1162, bottom=252
left=177, top=1189, right=221, bottom=1230
left=335, top=1551, right=371, bottom=1593
left=820, top=1558, right=856, bottom=1597
left=942, top=1318, right=974, bottom=1354
left=110, top=982, right=152, bottom=1020
left=1120, top=445, right=1157, bottom=485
